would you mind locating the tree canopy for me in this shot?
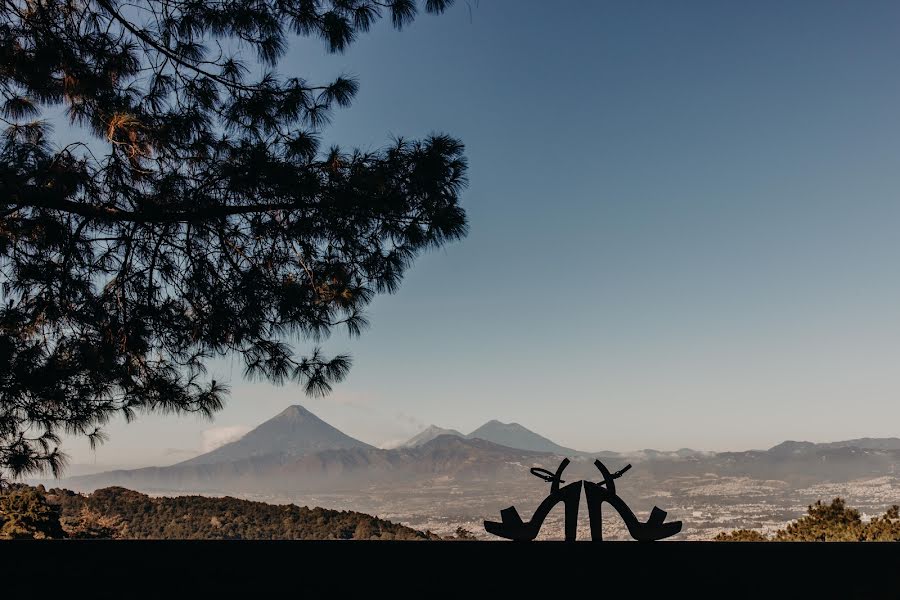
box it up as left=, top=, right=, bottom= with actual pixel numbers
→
left=0, top=485, right=66, bottom=538
left=0, top=0, right=467, bottom=479
left=714, top=498, right=900, bottom=542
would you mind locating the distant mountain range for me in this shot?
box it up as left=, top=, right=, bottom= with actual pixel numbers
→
left=399, top=420, right=579, bottom=455
left=62, top=404, right=900, bottom=494
left=68, top=434, right=548, bottom=493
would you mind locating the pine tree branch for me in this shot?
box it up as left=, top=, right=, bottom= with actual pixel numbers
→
left=95, top=0, right=333, bottom=95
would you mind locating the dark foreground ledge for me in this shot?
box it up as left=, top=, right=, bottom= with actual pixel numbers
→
left=6, top=540, right=897, bottom=597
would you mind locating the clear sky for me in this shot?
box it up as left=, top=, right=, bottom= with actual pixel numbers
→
left=61, top=0, right=900, bottom=470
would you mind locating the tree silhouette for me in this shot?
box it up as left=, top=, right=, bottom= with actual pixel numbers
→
left=0, top=0, right=467, bottom=479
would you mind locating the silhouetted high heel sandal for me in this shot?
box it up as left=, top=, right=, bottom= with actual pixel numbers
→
left=484, top=457, right=582, bottom=542
left=584, top=459, right=682, bottom=542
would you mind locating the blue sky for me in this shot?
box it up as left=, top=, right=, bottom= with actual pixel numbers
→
left=62, top=0, right=900, bottom=468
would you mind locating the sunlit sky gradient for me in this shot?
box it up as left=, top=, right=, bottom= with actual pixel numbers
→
left=61, top=0, right=900, bottom=470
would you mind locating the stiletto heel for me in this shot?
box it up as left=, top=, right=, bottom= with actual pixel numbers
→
left=587, top=485, right=605, bottom=542
left=484, top=458, right=582, bottom=541
left=585, top=459, right=682, bottom=542
left=564, top=482, right=580, bottom=542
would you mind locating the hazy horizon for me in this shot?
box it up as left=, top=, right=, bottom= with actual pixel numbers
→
left=53, top=0, right=900, bottom=471
left=52, top=398, right=900, bottom=474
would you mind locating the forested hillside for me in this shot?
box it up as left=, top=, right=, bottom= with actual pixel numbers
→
left=715, top=498, right=900, bottom=542
left=0, top=485, right=439, bottom=540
